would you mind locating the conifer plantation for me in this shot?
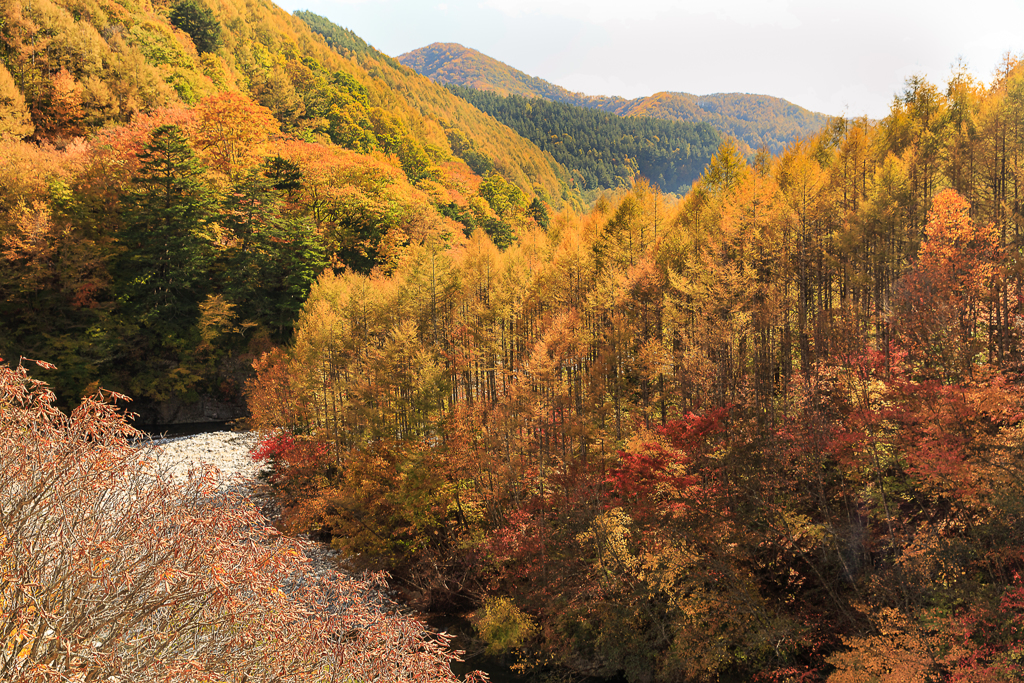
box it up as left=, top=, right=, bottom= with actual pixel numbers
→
left=3, top=0, right=1024, bottom=681
left=249, top=65, right=1024, bottom=681
left=398, top=42, right=831, bottom=157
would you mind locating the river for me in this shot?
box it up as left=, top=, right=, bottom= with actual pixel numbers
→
left=144, top=425, right=625, bottom=682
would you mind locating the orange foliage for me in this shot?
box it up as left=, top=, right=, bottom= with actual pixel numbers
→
left=0, top=361, right=480, bottom=682
left=191, top=91, right=279, bottom=178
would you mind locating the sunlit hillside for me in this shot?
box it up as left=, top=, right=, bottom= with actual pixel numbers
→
left=400, top=42, right=831, bottom=155
left=0, top=0, right=567, bottom=413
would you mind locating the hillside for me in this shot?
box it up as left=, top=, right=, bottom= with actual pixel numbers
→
left=447, top=83, right=720, bottom=194
left=399, top=42, right=831, bottom=155
left=0, top=0, right=568, bottom=414
left=249, top=55, right=1024, bottom=682
left=397, top=40, right=602, bottom=105
left=0, top=3, right=566, bottom=199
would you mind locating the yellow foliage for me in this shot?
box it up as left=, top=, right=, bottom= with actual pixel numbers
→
left=827, top=607, right=964, bottom=683
left=475, top=596, right=538, bottom=655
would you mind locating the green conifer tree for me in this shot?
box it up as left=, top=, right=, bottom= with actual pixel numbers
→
left=169, top=0, right=222, bottom=54
left=115, top=125, right=216, bottom=344
left=220, top=164, right=326, bottom=341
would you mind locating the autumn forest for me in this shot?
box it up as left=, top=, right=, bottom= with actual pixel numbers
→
left=3, top=0, right=1024, bottom=681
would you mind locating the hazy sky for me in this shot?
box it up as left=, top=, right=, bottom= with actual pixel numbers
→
left=274, top=0, right=1023, bottom=119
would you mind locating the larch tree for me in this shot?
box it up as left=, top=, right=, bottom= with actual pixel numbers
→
left=0, top=61, right=33, bottom=139
left=191, top=91, right=280, bottom=179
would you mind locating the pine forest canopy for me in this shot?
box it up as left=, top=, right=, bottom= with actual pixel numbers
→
left=444, top=83, right=721, bottom=195
left=399, top=42, right=832, bottom=156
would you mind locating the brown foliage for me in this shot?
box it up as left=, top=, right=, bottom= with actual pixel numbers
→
left=0, top=61, right=33, bottom=140
left=0, top=360, right=480, bottom=682
left=32, top=67, right=84, bottom=141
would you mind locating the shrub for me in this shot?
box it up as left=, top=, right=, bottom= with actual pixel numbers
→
left=0, top=359, right=481, bottom=682
left=476, top=596, right=538, bottom=655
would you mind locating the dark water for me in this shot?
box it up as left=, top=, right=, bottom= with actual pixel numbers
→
left=426, top=613, right=626, bottom=683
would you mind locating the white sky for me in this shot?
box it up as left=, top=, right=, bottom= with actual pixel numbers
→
left=274, top=0, right=1024, bottom=119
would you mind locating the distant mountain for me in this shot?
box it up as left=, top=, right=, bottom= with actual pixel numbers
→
left=398, top=41, right=603, bottom=105
left=398, top=43, right=832, bottom=156
left=445, top=84, right=720, bottom=195
left=0, top=0, right=570, bottom=411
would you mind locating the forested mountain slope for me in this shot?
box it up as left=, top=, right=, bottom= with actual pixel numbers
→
left=0, top=0, right=566, bottom=415
left=399, top=42, right=831, bottom=155
left=1, top=2, right=566, bottom=200
left=446, top=83, right=721, bottom=194
left=250, top=54, right=1024, bottom=683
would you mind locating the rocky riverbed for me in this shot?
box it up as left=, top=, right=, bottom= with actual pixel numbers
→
left=129, top=431, right=479, bottom=680
left=132, top=431, right=559, bottom=681
left=139, top=429, right=331, bottom=542
left=140, top=430, right=266, bottom=482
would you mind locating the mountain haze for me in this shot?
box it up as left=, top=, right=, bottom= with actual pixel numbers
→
left=399, top=42, right=832, bottom=155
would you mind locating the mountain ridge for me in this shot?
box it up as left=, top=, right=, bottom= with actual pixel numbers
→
left=398, top=42, right=832, bottom=155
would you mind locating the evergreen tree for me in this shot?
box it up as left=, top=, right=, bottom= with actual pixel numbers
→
left=528, top=197, right=550, bottom=228
left=114, top=125, right=216, bottom=345
left=220, top=164, right=326, bottom=342
left=169, top=0, right=222, bottom=54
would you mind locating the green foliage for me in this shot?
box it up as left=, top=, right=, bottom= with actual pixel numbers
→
left=293, top=9, right=386, bottom=63
left=169, top=0, right=222, bottom=55
left=478, top=171, right=525, bottom=219
left=219, top=163, right=327, bottom=342
left=445, top=127, right=493, bottom=175
left=527, top=197, right=549, bottom=228
left=476, top=597, right=538, bottom=655
left=448, top=84, right=720, bottom=193
left=397, top=136, right=433, bottom=183
left=130, top=21, right=195, bottom=69
left=114, top=124, right=215, bottom=339
left=400, top=42, right=831, bottom=156
left=620, top=91, right=831, bottom=156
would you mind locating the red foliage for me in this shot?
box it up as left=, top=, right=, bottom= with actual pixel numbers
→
left=607, top=408, right=727, bottom=520
left=252, top=432, right=328, bottom=483
left=607, top=442, right=696, bottom=501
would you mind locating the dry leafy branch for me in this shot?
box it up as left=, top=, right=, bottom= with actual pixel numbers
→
left=0, top=360, right=483, bottom=683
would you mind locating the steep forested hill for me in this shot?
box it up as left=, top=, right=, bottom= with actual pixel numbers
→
left=1, top=3, right=566, bottom=199
left=250, top=55, right=1024, bottom=683
left=399, top=42, right=831, bottom=155
left=447, top=84, right=720, bottom=194
left=0, top=0, right=567, bottom=415
left=398, top=41, right=597, bottom=104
